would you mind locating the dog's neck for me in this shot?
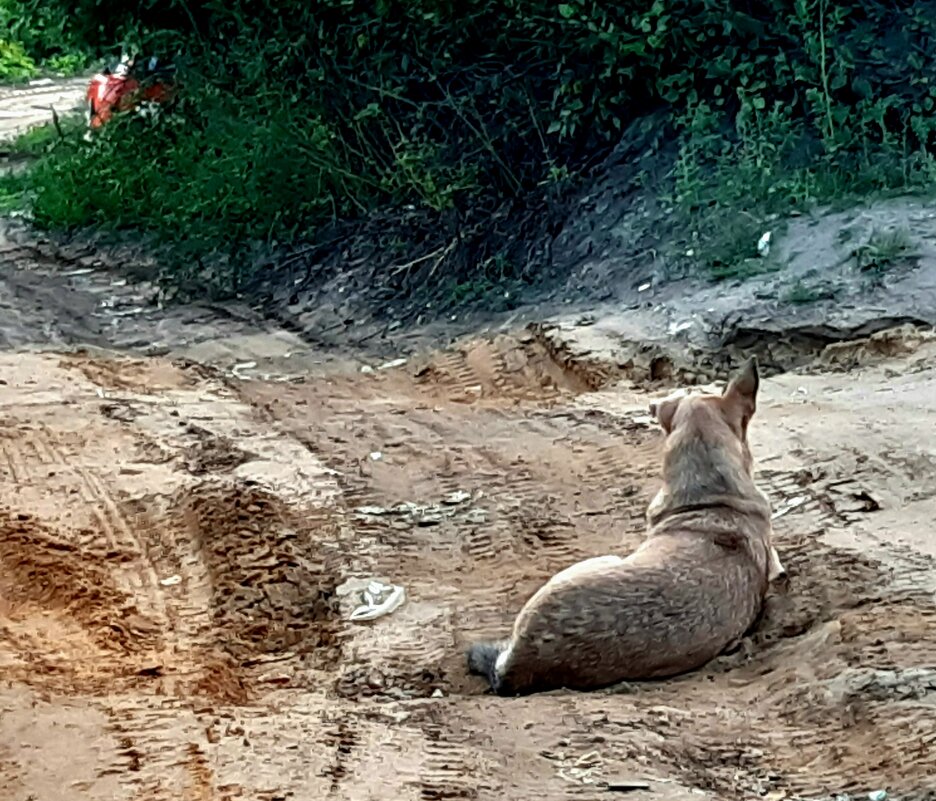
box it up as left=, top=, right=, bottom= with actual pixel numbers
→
left=647, top=434, right=769, bottom=528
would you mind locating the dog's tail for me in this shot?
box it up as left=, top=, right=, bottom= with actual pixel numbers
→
left=466, top=641, right=506, bottom=690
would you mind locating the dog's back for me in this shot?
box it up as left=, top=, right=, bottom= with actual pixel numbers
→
left=481, top=508, right=770, bottom=695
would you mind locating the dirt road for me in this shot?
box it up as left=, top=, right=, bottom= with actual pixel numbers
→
left=0, top=78, right=86, bottom=139
left=1, top=296, right=935, bottom=800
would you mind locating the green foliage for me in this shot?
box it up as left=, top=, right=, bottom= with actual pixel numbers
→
left=0, top=38, right=36, bottom=81
left=0, top=171, right=28, bottom=213
left=8, top=0, right=936, bottom=294
left=1, top=0, right=93, bottom=78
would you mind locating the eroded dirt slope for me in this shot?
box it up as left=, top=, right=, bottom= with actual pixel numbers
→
left=1, top=325, right=935, bottom=801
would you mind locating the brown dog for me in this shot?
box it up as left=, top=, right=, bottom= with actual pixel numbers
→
left=467, top=357, right=784, bottom=695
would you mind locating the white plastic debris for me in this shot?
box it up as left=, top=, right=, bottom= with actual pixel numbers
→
left=772, top=495, right=807, bottom=520
left=368, top=451, right=383, bottom=461
left=159, top=574, right=182, bottom=587
left=442, top=490, right=471, bottom=505
left=757, top=230, right=772, bottom=257
left=638, top=282, right=651, bottom=292
left=669, top=320, right=694, bottom=335
left=378, top=357, right=408, bottom=370
left=360, top=365, right=375, bottom=374
left=231, top=361, right=257, bottom=379
left=337, top=577, right=407, bottom=622
left=868, top=792, right=888, bottom=801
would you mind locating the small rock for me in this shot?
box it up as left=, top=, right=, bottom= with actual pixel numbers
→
left=868, top=791, right=888, bottom=801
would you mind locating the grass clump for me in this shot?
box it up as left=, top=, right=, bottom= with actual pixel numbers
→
left=852, top=227, right=919, bottom=275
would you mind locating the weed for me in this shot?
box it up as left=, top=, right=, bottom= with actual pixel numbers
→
left=782, top=279, right=838, bottom=305
left=852, top=227, right=919, bottom=274
left=6, top=114, right=85, bottom=157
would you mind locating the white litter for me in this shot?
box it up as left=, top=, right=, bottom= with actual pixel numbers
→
left=757, top=230, right=772, bottom=257
left=369, top=451, right=383, bottom=461
left=378, top=358, right=408, bottom=370
left=442, top=490, right=471, bottom=505
left=669, top=320, right=694, bottom=335
left=159, top=574, right=182, bottom=587
left=336, top=577, right=407, bottom=622
left=772, top=495, right=807, bottom=520
left=231, top=361, right=257, bottom=379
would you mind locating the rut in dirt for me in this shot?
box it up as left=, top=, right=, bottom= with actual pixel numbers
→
left=0, top=323, right=935, bottom=801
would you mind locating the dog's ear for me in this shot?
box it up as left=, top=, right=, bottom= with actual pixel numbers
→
left=724, top=356, right=759, bottom=400
left=650, top=397, right=680, bottom=434
left=722, top=357, right=759, bottom=431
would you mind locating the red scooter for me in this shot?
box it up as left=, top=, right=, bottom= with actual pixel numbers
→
left=86, top=54, right=176, bottom=129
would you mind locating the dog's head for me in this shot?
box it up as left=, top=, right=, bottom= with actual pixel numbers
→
left=649, top=357, right=760, bottom=473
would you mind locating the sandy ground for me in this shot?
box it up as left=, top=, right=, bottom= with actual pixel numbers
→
left=1, top=317, right=935, bottom=801
left=0, top=77, right=934, bottom=801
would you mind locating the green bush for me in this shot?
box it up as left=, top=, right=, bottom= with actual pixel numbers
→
left=10, top=0, right=936, bottom=293
left=0, top=38, right=36, bottom=81
left=1, top=0, right=93, bottom=77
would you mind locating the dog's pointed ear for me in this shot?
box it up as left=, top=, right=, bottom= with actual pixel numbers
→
left=724, top=356, right=759, bottom=402
left=722, top=357, right=759, bottom=433
left=650, top=397, right=679, bottom=434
